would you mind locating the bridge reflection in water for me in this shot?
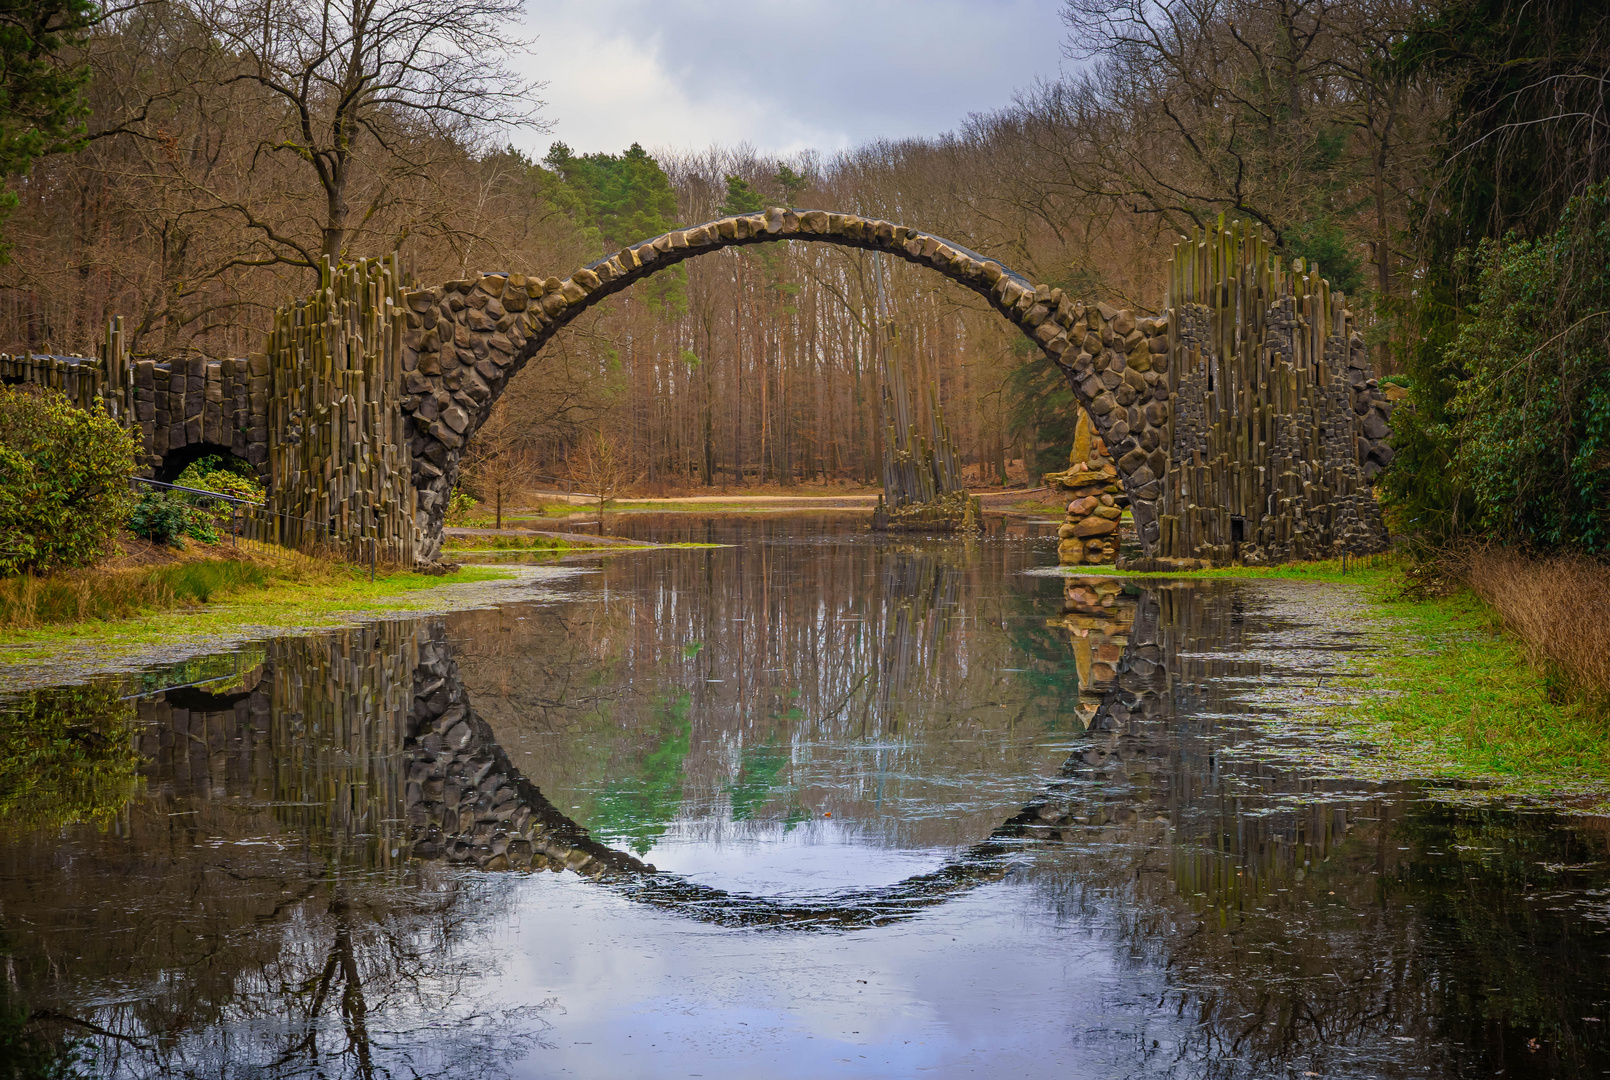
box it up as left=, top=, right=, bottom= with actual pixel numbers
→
left=5, top=532, right=1610, bottom=1078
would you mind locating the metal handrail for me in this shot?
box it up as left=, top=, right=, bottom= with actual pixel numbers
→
left=128, top=474, right=382, bottom=578
left=130, top=475, right=263, bottom=507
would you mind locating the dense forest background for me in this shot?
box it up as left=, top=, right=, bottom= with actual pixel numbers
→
left=0, top=0, right=1605, bottom=549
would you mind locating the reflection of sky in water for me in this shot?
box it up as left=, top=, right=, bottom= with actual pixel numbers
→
left=638, top=820, right=957, bottom=895
left=489, top=871, right=1166, bottom=1080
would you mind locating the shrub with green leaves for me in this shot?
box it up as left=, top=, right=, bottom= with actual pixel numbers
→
left=173, top=453, right=264, bottom=503
left=172, top=453, right=261, bottom=540
left=1446, top=185, right=1610, bottom=552
left=445, top=486, right=476, bottom=525
left=128, top=489, right=218, bottom=546
left=0, top=386, right=137, bottom=576
left=1384, top=184, right=1610, bottom=553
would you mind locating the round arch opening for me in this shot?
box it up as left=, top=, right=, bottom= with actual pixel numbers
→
left=396, top=207, right=1174, bottom=561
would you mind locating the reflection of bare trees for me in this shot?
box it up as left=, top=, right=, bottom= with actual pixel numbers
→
left=453, top=523, right=1086, bottom=850
left=222, top=886, right=552, bottom=1080
left=1024, top=580, right=1610, bottom=1079
left=0, top=625, right=548, bottom=1079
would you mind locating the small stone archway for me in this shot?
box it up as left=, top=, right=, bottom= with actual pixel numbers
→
left=398, top=207, right=1170, bottom=560
left=154, top=441, right=249, bottom=485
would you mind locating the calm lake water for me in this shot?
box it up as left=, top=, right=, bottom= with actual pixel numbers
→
left=3, top=513, right=1609, bottom=1079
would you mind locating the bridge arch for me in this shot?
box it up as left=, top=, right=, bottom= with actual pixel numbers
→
left=399, top=207, right=1171, bottom=559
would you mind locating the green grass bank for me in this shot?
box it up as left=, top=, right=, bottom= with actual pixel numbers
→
left=1343, top=583, right=1610, bottom=803
left=0, top=543, right=517, bottom=663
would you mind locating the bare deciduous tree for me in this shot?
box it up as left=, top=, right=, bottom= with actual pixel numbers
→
left=200, top=0, right=547, bottom=267
left=459, top=405, right=531, bottom=530
left=569, top=428, right=629, bottom=533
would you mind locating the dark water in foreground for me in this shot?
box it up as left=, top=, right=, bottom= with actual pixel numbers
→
left=2, top=514, right=1609, bottom=1079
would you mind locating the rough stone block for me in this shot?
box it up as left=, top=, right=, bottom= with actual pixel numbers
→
left=441, top=405, right=470, bottom=434
left=427, top=421, right=463, bottom=449
left=1118, top=447, right=1149, bottom=474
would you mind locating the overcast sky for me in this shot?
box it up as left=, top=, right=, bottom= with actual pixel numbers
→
left=511, top=1, right=1072, bottom=160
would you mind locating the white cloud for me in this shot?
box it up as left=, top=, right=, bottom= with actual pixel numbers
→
left=509, top=0, right=1069, bottom=158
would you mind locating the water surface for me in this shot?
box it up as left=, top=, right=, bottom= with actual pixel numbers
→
left=2, top=514, right=1608, bottom=1078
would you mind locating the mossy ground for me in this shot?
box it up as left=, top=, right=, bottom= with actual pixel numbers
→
left=1069, top=552, right=1400, bottom=584
left=443, top=533, right=579, bottom=551
left=441, top=533, right=664, bottom=553
left=476, top=502, right=871, bottom=523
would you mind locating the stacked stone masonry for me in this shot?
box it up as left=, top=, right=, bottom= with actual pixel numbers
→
left=0, top=323, right=272, bottom=481
left=1044, top=408, right=1129, bottom=565
left=5, top=209, right=1393, bottom=567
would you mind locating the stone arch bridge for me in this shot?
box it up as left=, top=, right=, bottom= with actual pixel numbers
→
left=1, top=208, right=1395, bottom=566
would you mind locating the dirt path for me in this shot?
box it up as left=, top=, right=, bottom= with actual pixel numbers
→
left=444, top=527, right=658, bottom=546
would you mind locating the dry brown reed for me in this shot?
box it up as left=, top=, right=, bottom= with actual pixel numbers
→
left=1459, top=548, right=1610, bottom=711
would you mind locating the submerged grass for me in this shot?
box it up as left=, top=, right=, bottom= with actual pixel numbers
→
left=442, top=534, right=668, bottom=553
left=444, top=534, right=576, bottom=551
left=1335, top=580, right=1610, bottom=803
left=1073, top=552, right=1401, bottom=584
left=470, top=499, right=877, bottom=525
left=1086, top=550, right=1609, bottom=800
